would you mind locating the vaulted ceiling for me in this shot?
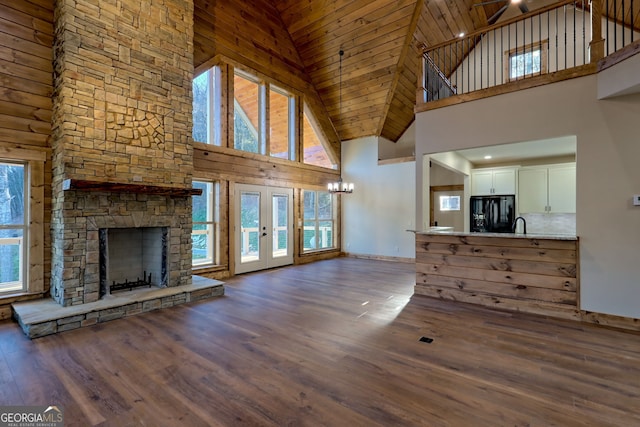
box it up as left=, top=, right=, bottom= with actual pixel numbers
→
left=193, top=0, right=638, bottom=145
left=194, top=0, right=517, bottom=144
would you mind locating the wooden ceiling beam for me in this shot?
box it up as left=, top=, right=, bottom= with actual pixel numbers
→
left=376, top=0, right=424, bottom=137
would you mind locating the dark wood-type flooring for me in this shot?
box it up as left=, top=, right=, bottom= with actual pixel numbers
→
left=1, top=258, right=639, bottom=426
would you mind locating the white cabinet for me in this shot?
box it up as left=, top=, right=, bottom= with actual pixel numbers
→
left=471, top=167, right=516, bottom=195
left=518, top=164, right=575, bottom=213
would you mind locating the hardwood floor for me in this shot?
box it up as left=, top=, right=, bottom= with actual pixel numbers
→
left=1, top=257, right=639, bottom=426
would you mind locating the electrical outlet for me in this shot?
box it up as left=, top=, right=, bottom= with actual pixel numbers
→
left=634, top=195, right=640, bottom=206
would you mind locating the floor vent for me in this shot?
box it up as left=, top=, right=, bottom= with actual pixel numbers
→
left=419, top=336, right=434, bottom=343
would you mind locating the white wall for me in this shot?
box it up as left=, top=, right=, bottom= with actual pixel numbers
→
left=378, top=122, right=415, bottom=160
left=415, top=73, right=640, bottom=319
left=342, top=136, right=416, bottom=259
left=447, top=12, right=640, bottom=94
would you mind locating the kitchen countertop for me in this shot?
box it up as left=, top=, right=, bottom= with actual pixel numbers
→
left=416, top=230, right=577, bottom=241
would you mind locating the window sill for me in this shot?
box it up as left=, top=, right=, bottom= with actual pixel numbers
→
left=301, top=248, right=340, bottom=256
left=193, top=264, right=227, bottom=274
left=0, top=290, right=47, bottom=304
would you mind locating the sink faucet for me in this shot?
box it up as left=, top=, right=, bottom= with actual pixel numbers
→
left=513, top=216, right=527, bottom=234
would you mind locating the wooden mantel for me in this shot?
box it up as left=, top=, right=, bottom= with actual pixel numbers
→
left=62, top=179, right=202, bottom=197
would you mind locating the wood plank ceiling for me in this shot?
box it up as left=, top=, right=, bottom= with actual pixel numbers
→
left=194, top=0, right=640, bottom=145
left=270, top=0, right=501, bottom=143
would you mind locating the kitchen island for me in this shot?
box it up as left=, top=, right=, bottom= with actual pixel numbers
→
left=415, top=231, right=579, bottom=320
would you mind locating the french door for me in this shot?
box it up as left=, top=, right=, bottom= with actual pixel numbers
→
left=234, top=184, right=294, bottom=274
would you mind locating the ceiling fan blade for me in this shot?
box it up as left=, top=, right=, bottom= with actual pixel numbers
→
left=487, top=4, right=509, bottom=24
left=518, top=2, right=530, bottom=13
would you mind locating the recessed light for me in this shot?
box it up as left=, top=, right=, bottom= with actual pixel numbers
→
left=484, top=155, right=492, bottom=160
left=458, top=32, right=465, bottom=38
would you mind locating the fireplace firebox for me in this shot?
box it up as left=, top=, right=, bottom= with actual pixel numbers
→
left=99, top=227, right=168, bottom=298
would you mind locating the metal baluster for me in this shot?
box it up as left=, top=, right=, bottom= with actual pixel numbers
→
left=582, top=0, right=586, bottom=65
left=622, top=0, right=625, bottom=47
left=493, top=28, right=497, bottom=86
left=501, top=26, right=504, bottom=83
left=632, top=0, right=635, bottom=43
left=614, top=0, right=617, bottom=51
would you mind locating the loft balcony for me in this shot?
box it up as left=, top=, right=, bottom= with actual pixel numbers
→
left=415, top=0, right=640, bottom=112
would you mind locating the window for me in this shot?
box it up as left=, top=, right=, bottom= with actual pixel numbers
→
left=439, top=195, right=460, bottom=211
left=270, top=86, right=295, bottom=160
left=192, top=181, right=219, bottom=266
left=506, top=41, right=548, bottom=81
left=303, top=190, right=334, bottom=252
left=234, top=71, right=262, bottom=153
left=192, top=66, right=221, bottom=145
left=0, top=161, right=26, bottom=293
left=303, top=103, right=335, bottom=169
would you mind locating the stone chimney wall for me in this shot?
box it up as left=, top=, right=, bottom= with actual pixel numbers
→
left=52, top=0, right=194, bottom=190
left=50, top=0, right=195, bottom=306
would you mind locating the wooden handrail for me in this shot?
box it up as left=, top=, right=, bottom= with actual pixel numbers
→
left=423, top=0, right=581, bottom=53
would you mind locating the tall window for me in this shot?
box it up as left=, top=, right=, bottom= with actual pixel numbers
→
left=506, top=41, right=548, bottom=81
left=270, top=86, right=295, bottom=160
left=234, top=71, right=262, bottom=153
left=192, top=181, right=219, bottom=267
left=192, top=66, right=221, bottom=145
left=303, top=190, right=334, bottom=252
left=0, top=161, right=26, bottom=293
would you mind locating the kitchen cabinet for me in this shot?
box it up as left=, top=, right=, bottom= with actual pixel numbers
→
left=518, top=163, right=575, bottom=213
left=471, top=167, right=516, bottom=195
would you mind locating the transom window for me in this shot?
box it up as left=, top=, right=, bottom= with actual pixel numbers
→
left=303, top=190, right=334, bottom=252
left=0, top=161, right=26, bottom=293
left=192, top=180, right=219, bottom=267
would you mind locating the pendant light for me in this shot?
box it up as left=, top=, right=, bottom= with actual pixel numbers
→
left=328, top=49, right=354, bottom=194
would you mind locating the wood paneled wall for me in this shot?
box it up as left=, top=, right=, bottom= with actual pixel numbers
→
left=0, top=0, right=52, bottom=148
left=415, top=233, right=579, bottom=320
left=193, top=143, right=342, bottom=279
left=0, top=0, right=53, bottom=316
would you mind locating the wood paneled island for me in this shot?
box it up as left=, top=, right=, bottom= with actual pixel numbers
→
left=415, top=232, right=579, bottom=320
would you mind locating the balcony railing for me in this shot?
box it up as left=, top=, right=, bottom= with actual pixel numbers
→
left=418, top=0, right=639, bottom=104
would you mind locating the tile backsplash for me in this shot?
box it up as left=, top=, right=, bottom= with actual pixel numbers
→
left=520, top=213, right=576, bottom=235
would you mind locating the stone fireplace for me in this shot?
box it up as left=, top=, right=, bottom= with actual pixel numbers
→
left=12, top=0, right=224, bottom=339
left=49, top=0, right=197, bottom=307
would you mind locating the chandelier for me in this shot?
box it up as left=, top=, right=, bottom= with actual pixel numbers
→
left=328, top=49, right=354, bottom=195
left=328, top=177, right=354, bottom=194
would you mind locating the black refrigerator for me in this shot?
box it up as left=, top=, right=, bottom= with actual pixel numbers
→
left=470, top=195, right=515, bottom=233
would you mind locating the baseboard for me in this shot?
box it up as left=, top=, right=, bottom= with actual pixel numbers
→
left=580, top=310, right=640, bottom=333
left=344, top=253, right=415, bottom=263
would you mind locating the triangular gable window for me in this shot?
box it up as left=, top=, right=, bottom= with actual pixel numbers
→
left=303, top=103, right=334, bottom=169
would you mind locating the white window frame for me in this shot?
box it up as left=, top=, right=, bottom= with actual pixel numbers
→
left=302, top=102, right=337, bottom=169
left=0, top=147, right=44, bottom=296
left=192, top=180, right=219, bottom=267
left=269, top=85, right=296, bottom=161
left=505, top=40, right=549, bottom=81
left=192, top=66, right=221, bottom=146
left=303, top=190, right=335, bottom=253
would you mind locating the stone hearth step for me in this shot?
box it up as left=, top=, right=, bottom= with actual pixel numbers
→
left=12, top=276, right=224, bottom=339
